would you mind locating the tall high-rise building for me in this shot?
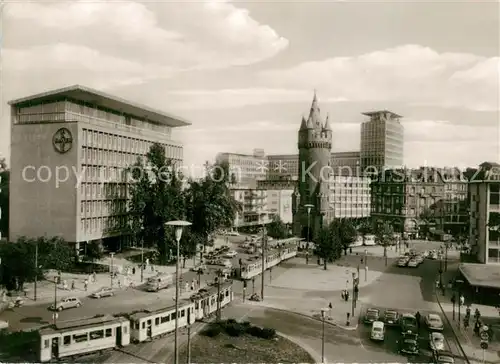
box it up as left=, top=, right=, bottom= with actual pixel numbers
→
left=292, top=92, right=333, bottom=240
left=9, top=85, right=190, bottom=252
left=360, top=110, right=404, bottom=172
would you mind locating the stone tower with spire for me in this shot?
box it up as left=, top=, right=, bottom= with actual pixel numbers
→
left=292, top=92, right=333, bottom=241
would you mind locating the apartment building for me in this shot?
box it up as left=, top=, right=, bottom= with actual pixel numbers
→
left=370, top=168, right=445, bottom=235
left=266, top=189, right=294, bottom=224
left=360, top=110, right=404, bottom=172
left=216, top=149, right=267, bottom=188
left=9, top=85, right=189, bottom=252
left=230, top=188, right=269, bottom=227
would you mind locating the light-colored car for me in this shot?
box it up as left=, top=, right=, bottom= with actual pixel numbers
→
left=370, top=321, right=385, bottom=341
left=190, top=264, right=207, bottom=272
left=224, top=250, right=238, bottom=258
left=91, top=287, right=115, bottom=299
left=408, top=259, right=419, bottom=267
left=364, top=308, right=380, bottom=324
left=50, top=297, right=82, bottom=311
left=227, top=231, right=240, bottom=236
left=425, top=313, right=444, bottom=331
left=434, top=351, right=454, bottom=364
left=429, top=332, right=445, bottom=351
left=398, top=258, right=409, bottom=267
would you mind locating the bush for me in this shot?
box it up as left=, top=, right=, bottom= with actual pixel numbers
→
left=224, top=322, right=245, bottom=337
left=260, top=327, right=276, bottom=339
left=246, top=325, right=263, bottom=337
left=202, top=324, right=222, bottom=338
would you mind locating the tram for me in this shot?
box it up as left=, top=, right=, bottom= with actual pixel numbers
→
left=38, top=315, right=130, bottom=362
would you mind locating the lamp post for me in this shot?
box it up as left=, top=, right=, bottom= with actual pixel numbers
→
left=165, top=220, right=192, bottom=364
left=261, top=223, right=268, bottom=301
left=109, top=252, right=115, bottom=288
left=364, top=249, right=368, bottom=282
left=456, top=279, right=464, bottom=326
left=186, top=323, right=192, bottom=364
left=34, top=241, right=38, bottom=301
left=53, top=276, right=58, bottom=325
left=321, top=308, right=327, bottom=364
left=304, top=204, right=314, bottom=249
left=351, top=271, right=356, bottom=317
left=444, top=242, right=449, bottom=272
left=140, top=226, right=145, bottom=283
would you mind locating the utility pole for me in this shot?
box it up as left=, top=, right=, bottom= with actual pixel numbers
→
left=351, top=272, right=356, bottom=317
left=110, top=252, right=115, bottom=288
left=261, top=225, right=266, bottom=300
left=53, top=277, right=58, bottom=325
left=216, top=270, right=222, bottom=321
left=34, top=242, right=38, bottom=301
left=140, top=227, right=144, bottom=282
left=186, top=324, right=192, bottom=364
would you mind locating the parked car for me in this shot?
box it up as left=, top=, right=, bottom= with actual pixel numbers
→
left=91, top=287, right=115, bottom=299
left=190, top=264, right=207, bottom=272
left=433, top=351, right=454, bottom=364
left=224, top=250, right=238, bottom=258
left=408, top=259, right=419, bottom=268
left=425, top=313, right=444, bottom=331
left=50, top=297, right=82, bottom=311
left=370, top=321, right=385, bottom=341
left=227, top=231, right=240, bottom=236
left=429, top=332, right=446, bottom=351
left=364, top=308, right=380, bottom=324
left=398, top=257, right=409, bottom=267
left=398, top=337, right=419, bottom=355
left=400, top=313, right=418, bottom=335
left=383, top=309, right=399, bottom=326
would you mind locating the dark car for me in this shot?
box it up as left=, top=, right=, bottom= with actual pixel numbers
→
left=399, top=337, right=419, bottom=355
left=384, top=309, right=399, bottom=326
left=364, top=308, right=380, bottom=324
left=400, top=313, right=418, bottom=335
left=433, top=350, right=454, bottom=364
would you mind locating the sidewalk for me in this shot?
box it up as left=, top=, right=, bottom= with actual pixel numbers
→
left=3, top=256, right=197, bottom=307
left=436, top=270, right=500, bottom=363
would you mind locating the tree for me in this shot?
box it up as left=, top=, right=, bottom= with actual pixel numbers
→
left=374, top=220, right=394, bottom=266
left=330, top=218, right=357, bottom=255
left=315, top=224, right=342, bottom=270
left=0, top=236, right=75, bottom=290
left=128, top=143, right=185, bottom=264
left=488, top=212, right=500, bottom=229
left=267, top=215, right=290, bottom=239
left=179, top=229, right=203, bottom=268
left=184, top=161, right=240, bottom=252
left=0, top=158, right=9, bottom=240
left=85, top=240, right=104, bottom=262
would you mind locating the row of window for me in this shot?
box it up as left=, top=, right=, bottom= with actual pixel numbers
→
left=81, top=183, right=127, bottom=200
left=81, top=200, right=127, bottom=217
left=82, top=147, right=147, bottom=169
left=135, top=308, right=190, bottom=330
left=81, top=216, right=127, bottom=234
left=82, top=166, right=128, bottom=184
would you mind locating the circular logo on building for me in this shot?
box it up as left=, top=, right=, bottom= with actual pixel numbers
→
left=52, top=128, right=73, bottom=154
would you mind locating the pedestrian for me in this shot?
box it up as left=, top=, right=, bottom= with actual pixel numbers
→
left=62, top=280, right=68, bottom=290
left=345, top=290, right=350, bottom=302
left=151, top=265, right=154, bottom=272
left=132, top=267, right=136, bottom=275
left=349, top=247, right=352, bottom=254
left=92, top=272, right=96, bottom=283
left=84, top=279, right=88, bottom=291
left=305, top=252, right=309, bottom=265
left=341, top=290, right=345, bottom=300
left=118, top=279, right=122, bottom=288
left=71, top=280, right=75, bottom=290
left=460, top=294, right=465, bottom=307
left=415, top=311, right=421, bottom=330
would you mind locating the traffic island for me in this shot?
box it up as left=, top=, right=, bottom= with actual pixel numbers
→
left=179, top=319, right=315, bottom=363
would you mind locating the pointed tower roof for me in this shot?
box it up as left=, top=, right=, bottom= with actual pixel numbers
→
left=323, top=113, right=332, bottom=130
left=300, top=115, right=308, bottom=130
left=306, top=115, right=314, bottom=129
left=308, top=90, right=322, bottom=130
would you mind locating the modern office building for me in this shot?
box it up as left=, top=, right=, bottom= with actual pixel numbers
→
left=266, top=189, right=294, bottom=224
left=329, top=176, right=371, bottom=218
left=468, top=162, right=500, bottom=263
left=230, top=188, right=269, bottom=227
left=9, top=85, right=190, bottom=252
left=216, top=149, right=267, bottom=188
left=360, top=110, right=404, bottom=173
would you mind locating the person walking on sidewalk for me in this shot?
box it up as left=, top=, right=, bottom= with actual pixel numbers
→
left=460, top=294, right=465, bottom=307
left=84, top=279, right=88, bottom=291
left=415, top=311, right=421, bottom=331
left=71, top=280, right=75, bottom=290
left=92, top=272, right=96, bottom=283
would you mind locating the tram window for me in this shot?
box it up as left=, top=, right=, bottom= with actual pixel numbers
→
left=155, top=318, right=160, bottom=325
left=181, top=310, right=185, bottom=318
left=44, top=339, right=49, bottom=348
left=195, top=302, right=199, bottom=309
left=124, top=326, right=128, bottom=334
left=105, top=329, right=112, bottom=337
left=90, top=330, right=104, bottom=340
left=73, top=333, right=88, bottom=343
left=135, top=321, right=140, bottom=329
left=142, top=322, right=145, bottom=329
left=63, top=336, right=71, bottom=346
left=161, top=316, right=168, bottom=323
left=171, top=312, right=176, bottom=320
left=226, top=290, right=229, bottom=297
left=147, top=319, right=151, bottom=326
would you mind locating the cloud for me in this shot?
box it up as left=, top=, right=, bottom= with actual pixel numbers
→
left=3, top=0, right=289, bottom=89
left=259, top=44, right=500, bottom=112
left=164, top=89, right=348, bottom=110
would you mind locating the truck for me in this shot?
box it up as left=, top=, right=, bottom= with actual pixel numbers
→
left=145, top=273, right=173, bottom=292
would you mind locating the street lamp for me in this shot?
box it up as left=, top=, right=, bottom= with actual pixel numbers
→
left=364, top=249, right=368, bottom=282
left=140, top=226, right=145, bottom=283
left=165, top=220, right=192, bottom=364
left=455, top=279, right=464, bottom=326
left=304, top=204, right=314, bottom=249
left=109, top=252, right=115, bottom=288
left=351, top=271, right=356, bottom=317
left=321, top=308, right=327, bottom=364
left=53, top=276, right=58, bottom=325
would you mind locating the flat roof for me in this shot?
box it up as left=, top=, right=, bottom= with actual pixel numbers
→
left=8, top=85, right=191, bottom=128
left=39, top=315, right=127, bottom=335
left=459, top=263, right=500, bottom=289
left=362, top=110, right=402, bottom=118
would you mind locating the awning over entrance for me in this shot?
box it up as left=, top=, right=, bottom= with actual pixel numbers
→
left=459, top=263, right=500, bottom=289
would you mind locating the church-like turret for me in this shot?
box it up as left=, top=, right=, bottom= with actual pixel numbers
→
left=293, top=92, right=333, bottom=240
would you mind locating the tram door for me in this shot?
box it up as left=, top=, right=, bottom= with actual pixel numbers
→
left=146, top=319, right=152, bottom=339
left=187, top=306, right=191, bottom=324
left=51, top=337, right=59, bottom=359
left=203, top=299, right=208, bottom=317
left=116, top=326, right=122, bottom=347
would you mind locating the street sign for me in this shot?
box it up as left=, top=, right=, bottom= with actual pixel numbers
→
left=480, top=341, right=488, bottom=350
left=480, top=332, right=489, bottom=341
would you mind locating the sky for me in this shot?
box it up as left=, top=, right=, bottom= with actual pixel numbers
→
left=1, top=0, right=499, bottom=171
